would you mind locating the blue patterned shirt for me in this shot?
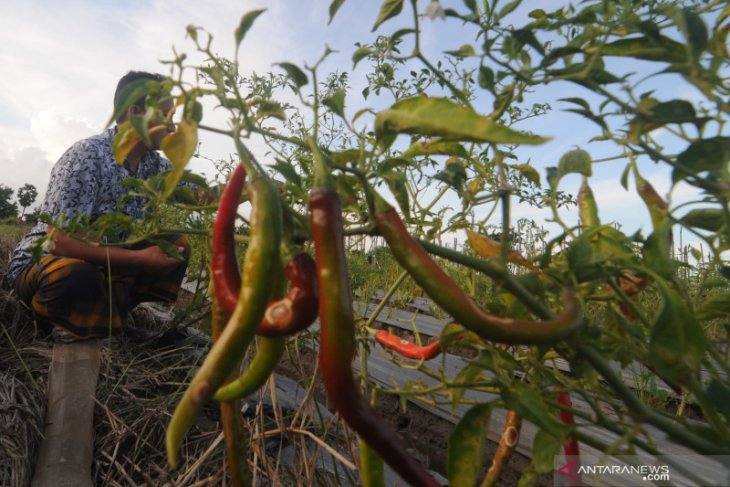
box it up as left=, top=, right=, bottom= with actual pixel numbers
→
left=5, top=128, right=178, bottom=286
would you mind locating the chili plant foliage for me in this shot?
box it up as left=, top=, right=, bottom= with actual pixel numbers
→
left=107, top=0, right=730, bottom=485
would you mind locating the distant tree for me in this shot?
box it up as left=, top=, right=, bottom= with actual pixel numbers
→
left=17, top=183, right=38, bottom=218
left=0, top=184, right=17, bottom=219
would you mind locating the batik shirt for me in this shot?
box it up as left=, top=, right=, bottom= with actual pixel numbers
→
left=5, top=127, right=178, bottom=286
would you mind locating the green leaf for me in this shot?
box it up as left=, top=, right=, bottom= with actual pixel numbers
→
left=697, top=292, right=730, bottom=321
left=161, top=119, right=198, bottom=198
left=518, top=464, right=539, bottom=487
left=510, top=164, right=541, bottom=186
left=548, top=149, right=592, bottom=189
left=498, top=0, right=522, bottom=19
left=680, top=7, right=709, bottom=61
left=377, top=157, right=412, bottom=174
left=188, top=100, right=203, bottom=124
left=112, top=122, right=142, bottom=165
left=559, top=97, right=590, bottom=111
left=273, top=159, right=302, bottom=187
left=108, top=78, right=158, bottom=127
left=707, top=379, right=730, bottom=423
left=276, top=62, right=309, bottom=89
left=375, top=96, right=550, bottom=145
left=532, top=430, right=562, bottom=473
left=559, top=149, right=592, bottom=176
left=433, top=160, right=467, bottom=193
left=331, top=149, right=371, bottom=164
left=649, top=286, right=707, bottom=386
left=501, top=381, right=566, bottom=438
left=251, top=99, right=286, bottom=121
left=352, top=46, right=373, bottom=69
left=128, top=113, right=152, bottom=148
left=600, top=36, right=687, bottom=63
left=478, top=65, right=495, bottom=92
left=512, top=28, right=544, bottom=55
left=680, top=209, right=724, bottom=232
left=528, top=9, right=545, bottom=19
left=235, top=9, right=266, bottom=47
left=383, top=171, right=410, bottom=219
left=650, top=100, right=697, bottom=124
left=372, top=0, right=404, bottom=31
left=676, top=137, right=730, bottom=175
left=323, top=89, right=346, bottom=117
left=447, top=403, right=491, bottom=487
left=445, top=44, right=476, bottom=57
left=328, top=0, right=346, bottom=24
left=401, top=139, right=468, bottom=158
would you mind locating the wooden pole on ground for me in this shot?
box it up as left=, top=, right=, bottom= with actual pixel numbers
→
left=32, top=340, right=101, bottom=487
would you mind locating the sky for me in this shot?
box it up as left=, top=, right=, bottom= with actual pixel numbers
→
left=0, top=0, right=714, bottom=252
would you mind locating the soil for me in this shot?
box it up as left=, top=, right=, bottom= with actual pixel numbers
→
left=275, top=344, right=554, bottom=486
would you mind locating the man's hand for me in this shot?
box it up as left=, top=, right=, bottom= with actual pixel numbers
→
left=135, top=245, right=186, bottom=273
left=48, top=226, right=185, bottom=274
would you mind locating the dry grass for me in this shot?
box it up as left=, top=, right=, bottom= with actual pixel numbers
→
left=0, top=236, right=51, bottom=487
left=0, top=226, right=419, bottom=486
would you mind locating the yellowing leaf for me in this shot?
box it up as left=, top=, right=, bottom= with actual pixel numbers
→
left=112, top=122, right=142, bottom=165
left=161, top=119, right=198, bottom=197
left=375, top=96, right=550, bottom=145
left=466, top=229, right=539, bottom=271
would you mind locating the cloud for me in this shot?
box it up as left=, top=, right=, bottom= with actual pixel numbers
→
left=30, top=109, right=99, bottom=162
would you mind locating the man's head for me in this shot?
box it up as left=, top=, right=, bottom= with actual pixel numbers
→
left=114, top=71, right=175, bottom=149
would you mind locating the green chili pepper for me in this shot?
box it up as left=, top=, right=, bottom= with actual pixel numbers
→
left=166, top=174, right=282, bottom=470
left=212, top=167, right=318, bottom=335
left=310, top=187, right=441, bottom=487
left=209, top=285, right=250, bottom=486
left=213, top=336, right=286, bottom=401
left=373, top=196, right=582, bottom=345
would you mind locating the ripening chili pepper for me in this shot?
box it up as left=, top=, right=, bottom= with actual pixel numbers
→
left=308, top=135, right=440, bottom=487
left=373, top=196, right=582, bottom=345
left=481, top=410, right=521, bottom=487
left=212, top=163, right=246, bottom=315
left=212, top=167, right=318, bottom=336
left=213, top=258, right=294, bottom=401
left=167, top=173, right=282, bottom=470
left=556, top=389, right=582, bottom=487
left=209, top=284, right=250, bottom=486
left=374, top=330, right=442, bottom=360
left=634, top=169, right=668, bottom=231
left=578, top=177, right=600, bottom=228
left=257, top=253, right=319, bottom=337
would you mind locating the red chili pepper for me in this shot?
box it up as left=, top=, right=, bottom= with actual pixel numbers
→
left=556, top=389, right=582, bottom=487
left=257, top=253, right=319, bottom=337
left=310, top=187, right=440, bottom=487
left=212, top=163, right=245, bottom=314
left=167, top=171, right=282, bottom=470
left=373, top=197, right=582, bottom=345
left=374, top=330, right=442, bottom=360
left=212, top=164, right=318, bottom=336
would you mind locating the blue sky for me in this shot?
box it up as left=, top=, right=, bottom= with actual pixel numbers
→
left=0, top=0, right=711, bottom=249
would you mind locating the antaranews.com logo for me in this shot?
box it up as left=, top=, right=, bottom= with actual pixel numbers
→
left=554, top=455, right=730, bottom=486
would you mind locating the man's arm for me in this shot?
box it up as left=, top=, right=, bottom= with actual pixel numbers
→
left=47, top=226, right=184, bottom=274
